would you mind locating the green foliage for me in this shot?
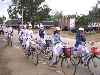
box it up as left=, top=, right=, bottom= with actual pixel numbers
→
left=0, top=18, right=3, bottom=24
left=76, top=4, right=100, bottom=28
left=7, top=0, right=51, bottom=23
left=75, top=15, right=91, bottom=28
left=89, top=5, right=100, bottom=22
left=0, top=16, right=6, bottom=24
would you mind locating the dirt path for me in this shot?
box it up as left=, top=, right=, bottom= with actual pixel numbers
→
left=1, top=30, right=100, bottom=75
left=0, top=36, right=11, bottom=75
left=3, top=47, right=64, bottom=75
left=2, top=30, right=63, bottom=75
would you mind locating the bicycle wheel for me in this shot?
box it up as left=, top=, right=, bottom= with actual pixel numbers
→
left=7, top=36, right=12, bottom=47
left=88, top=56, right=100, bottom=75
left=7, top=36, right=9, bottom=45
left=71, top=55, right=81, bottom=65
left=9, top=37, right=12, bottom=46
left=40, top=49, right=46, bottom=59
left=31, top=48, right=38, bottom=65
left=61, top=56, right=76, bottom=75
left=95, top=55, right=100, bottom=59
left=47, top=50, right=53, bottom=60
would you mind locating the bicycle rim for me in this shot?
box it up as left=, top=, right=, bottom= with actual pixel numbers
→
left=88, top=56, right=100, bottom=75
left=71, top=55, right=80, bottom=65
left=61, top=57, right=76, bottom=75
left=32, top=50, right=38, bottom=65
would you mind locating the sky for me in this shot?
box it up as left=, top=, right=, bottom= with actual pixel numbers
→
left=45, top=0, right=97, bottom=15
left=0, top=0, right=12, bottom=19
left=0, top=0, right=98, bottom=19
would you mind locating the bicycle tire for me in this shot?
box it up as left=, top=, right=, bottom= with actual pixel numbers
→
left=7, top=36, right=12, bottom=47
left=71, top=55, right=80, bottom=65
left=31, top=48, right=38, bottom=66
left=87, top=55, right=100, bottom=75
left=61, top=56, right=76, bottom=75
left=95, top=55, right=100, bottom=59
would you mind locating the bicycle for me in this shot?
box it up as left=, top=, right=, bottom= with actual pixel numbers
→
left=24, top=40, right=38, bottom=65
left=31, top=39, right=53, bottom=65
left=61, top=41, right=100, bottom=75
left=38, top=40, right=53, bottom=60
left=87, top=42, right=100, bottom=75
left=61, top=46, right=77, bottom=75
left=24, top=39, right=52, bottom=66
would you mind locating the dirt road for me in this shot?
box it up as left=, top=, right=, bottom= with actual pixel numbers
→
left=0, top=30, right=100, bottom=75
left=2, top=30, right=63, bottom=75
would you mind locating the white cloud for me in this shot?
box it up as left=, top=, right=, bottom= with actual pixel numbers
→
left=0, top=0, right=97, bottom=19
left=0, top=0, right=12, bottom=19
left=46, top=0, right=97, bottom=15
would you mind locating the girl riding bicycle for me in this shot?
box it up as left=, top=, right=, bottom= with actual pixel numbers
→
left=50, top=27, right=64, bottom=65
left=35, top=23, right=47, bottom=49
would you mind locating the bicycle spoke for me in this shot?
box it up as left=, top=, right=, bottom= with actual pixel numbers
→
left=61, top=57, right=76, bottom=75
left=32, top=49, right=38, bottom=65
left=88, top=56, right=100, bottom=75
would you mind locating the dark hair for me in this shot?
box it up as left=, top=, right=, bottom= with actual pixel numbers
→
left=53, top=30, right=59, bottom=35
left=39, top=30, right=44, bottom=38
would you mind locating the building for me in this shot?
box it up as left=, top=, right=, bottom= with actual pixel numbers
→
left=5, top=19, right=21, bottom=28
left=34, top=21, right=58, bottom=28
left=57, top=15, right=76, bottom=31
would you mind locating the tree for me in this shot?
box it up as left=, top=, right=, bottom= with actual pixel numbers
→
left=89, top=3, right=100, bottom=22
left=75, top=15, right=91, bottom=28
left=7, top=0, right=51, bottom=24
left=0, top=18, right=3, bottom=24
left=0, top=16, right=6, bottom=24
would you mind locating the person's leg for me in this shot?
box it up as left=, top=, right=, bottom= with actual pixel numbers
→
left=50, top=44, right=62, bottom=65
left=51, top=53, right=57, bottom=65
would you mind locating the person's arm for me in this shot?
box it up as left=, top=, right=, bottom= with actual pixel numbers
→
left=44, top=31, right=47, bottom=40
left=59, top=36, right=62, bottom=42
left=31, top=31, right=35, bottom=41
left=51, top=35, right=55, bottom=45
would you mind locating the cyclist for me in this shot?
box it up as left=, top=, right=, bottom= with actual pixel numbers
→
left=74, top=27, right=86, bottom=49
left=35, top=23, right=47, bottom=49
left=74, top=27, right=90, bottom=65
left=21, top=25, right=27, bottom=49
left=25, top=23, right=34, bottom=56
left=7, top=26, right=13, bottom=34
left=3, top=25, right=8, bottom=39
left=50, top=27, right=64, bottom=65
left=19, top=25, right=26, bottom=45
left=6, top=26, right=13, bottom=46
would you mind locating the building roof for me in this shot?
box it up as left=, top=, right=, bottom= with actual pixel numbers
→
left=41, top=21, right=58, bottom=26
left=5, top=19, right=21, bottom=26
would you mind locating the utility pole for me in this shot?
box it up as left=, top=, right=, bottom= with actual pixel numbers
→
left=22, top=8, right=24, bottom=25
left=16, top=0, right=23, bottom=25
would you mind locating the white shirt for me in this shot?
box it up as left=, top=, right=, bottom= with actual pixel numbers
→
left=26, top=29, right=34, bottom=41
left=7, top=27, right=13, bottom=34
left=19, top=29, right=24, bottom=36
left=3, top=26, right=7, bottom=33
left=22, top=29, right=27, bottom=39
left=35, top=31, right=47, bottom=44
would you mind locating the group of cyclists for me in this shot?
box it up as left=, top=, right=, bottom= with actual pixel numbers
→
left=18, top=22, right=90, bottom=66
left=0, top=22, right=91, bottom=66
left=0, top=25, right=13, bottom=41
